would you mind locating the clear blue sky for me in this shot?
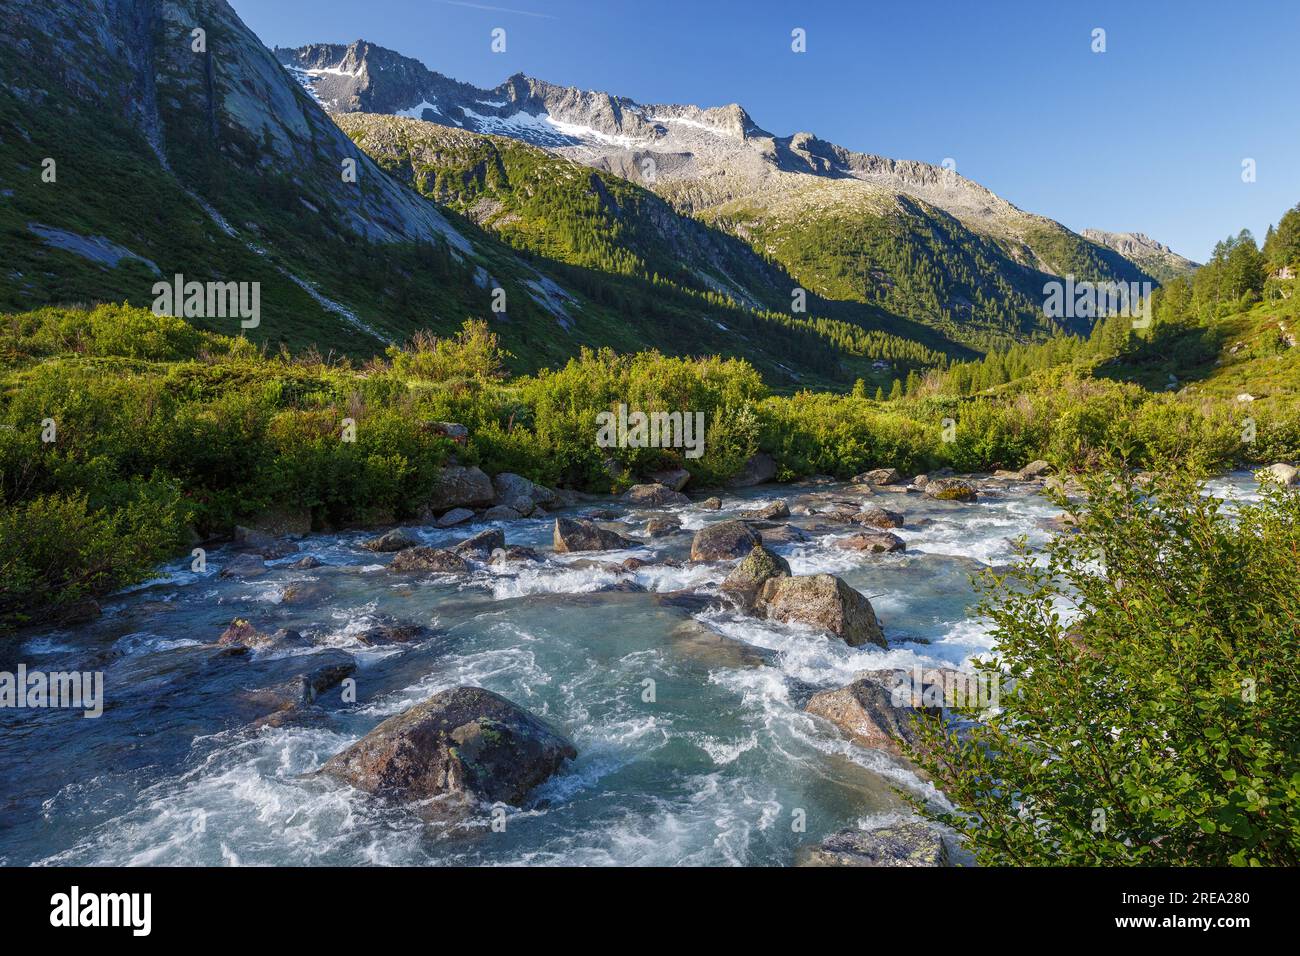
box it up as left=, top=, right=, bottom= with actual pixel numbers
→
left=231, top=0, right=1300, bottom=263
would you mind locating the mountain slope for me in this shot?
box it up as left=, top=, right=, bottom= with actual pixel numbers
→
left=278, top=40, right=1182, bottom=348
left=1081, top=229, right=1200, bottom=283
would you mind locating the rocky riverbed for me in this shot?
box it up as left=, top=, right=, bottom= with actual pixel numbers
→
left=0, top=469, right=1265, bottom=866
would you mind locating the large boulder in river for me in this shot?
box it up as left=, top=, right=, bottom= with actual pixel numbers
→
left=623, top=483, right=690, bottom=507
left=451, top=528, right=506, bottom=558
left=805, top=676, right=931, bottom=756
left=553, top=517, right=636, bottom=552
left=320, top=686, right=576, bottom=813
left=726, top=452, right=777, bottom=488
left=796, top=823, right=950, bottom=867
left=853, top=505, right=904, bottom=529
left=1258, top=462, right=1299, bottom=486
left=757, top=574, right=886, bottom=648
left=389, top=547, right=470, bottom=574
left=428, top=465, right=495, bottom=512
left=690, top=520, right=761, bottom=561
left=721, top=545, right=790, bottom=600
left=925, top=478, right=978, bottom=502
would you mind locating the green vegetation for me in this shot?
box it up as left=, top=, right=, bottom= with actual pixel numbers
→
left=906, top=472, right=1300, bottom=865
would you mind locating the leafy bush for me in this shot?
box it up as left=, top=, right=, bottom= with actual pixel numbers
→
left=905, top=473, right=1300, bottom=865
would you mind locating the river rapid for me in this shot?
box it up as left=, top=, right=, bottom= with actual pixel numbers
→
left=0, top=472, right=1262, bottom=866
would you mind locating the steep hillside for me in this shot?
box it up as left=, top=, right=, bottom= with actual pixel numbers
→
left=1082, top=229, right=1200, bottom=283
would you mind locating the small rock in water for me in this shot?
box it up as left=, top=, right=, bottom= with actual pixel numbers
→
left=553, top=517, right=636, bottom=552
left=220, top=553, right=268, bottom=578
left=362, top=529, right=420, bottom=552
left=721, top=544, right=791, bottom=601
left=354, top=623, right=432, bottom=646
left=796, top=822, right=950, bottom=867
left=690, top=520, right=761, bottom=561
left=924, top=478, right=978, bottom=502
left=853, top=467, right=901, bottom=486
left=699, top=497, right=723, bottom=511
left=435, top=508, right=474, bottom=528
left=835, top=531, right=905, bottom=553
left=623, top=483, right=690, bottom=507
left=852, top=505, right=904, bottom=529
left=740, top=500, right=790, bottom=520
left=388, top=547, right=470, bottom=574
left=451, top=528, right=506, bottom=558
left=644, top=516, right=682, bottom=537
left=489, top=546, right=542, bottom=565
left=481, top=505, right=523, bottom=522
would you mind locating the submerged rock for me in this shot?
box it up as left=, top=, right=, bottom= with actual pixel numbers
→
left=489, top=546, right=542, bottom=565
left=355, top=624, right=432, bottom=646
left=234, top=525, right=297, bottom=559
left=690, top=520, right=760, bottom=561
left=388, top=547, right=470, bottom=574
left=216, top=620, right=312, bottom=653
left=796, top=822, right=950, bottom=867
left=553, top=517, right=635, bottom=552
left=756, top=574, right=886, bottom=648
left=320, top=686, right=576, bottom=813
left=220, top=553, right=268, bottom=578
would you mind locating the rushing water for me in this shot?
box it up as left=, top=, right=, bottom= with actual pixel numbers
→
left=0, top=473, right=1262, bottom=866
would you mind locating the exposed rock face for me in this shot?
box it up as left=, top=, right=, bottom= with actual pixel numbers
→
left=835, top=531, right=905, bottom=553
left=721, top=545, right=791, bottom=599
left=644, top=516, right=682, bottom=537
left=925, top=478, right=978, bottom=502
left=429, top=465, right=495, bottom=512
left=435, top=508, right=474, bottom=528
left=690, top=520, right=761, bottom=561
left=727, top=452, right=777, bottom=488
left=553, top=517, right=635, bottom=552
left=1259, top=462, right=1299, bottom=486
left=740, top=500, right=790, bottom=520
left=855, top=467, right=901, bottom=486
left=388, top=547, right=470, bottom=574
left=756, top=574, right=886, bottom=648
left=853, top=505, right=904, bottom=529
left=623, top=483, right=690, bottom=507
left=796, top=823, right=950, bottom=867
left=320, top=686, right=577, bottom=812
left=363, top=528, right=420, bottom=552
left=450, top=528, right=506, bottom=558
left=805, top=677, right=930, bottom=755
left=491, top=473, right=560, bottom=514
left=1019, top=460, right=1053, bottom=479
left=647, top=468, right=691, bottom=492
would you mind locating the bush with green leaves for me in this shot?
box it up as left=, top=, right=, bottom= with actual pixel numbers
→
left=905, top=473, right=1300, bottom=865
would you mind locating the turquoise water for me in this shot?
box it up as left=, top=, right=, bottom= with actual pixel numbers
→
left=0, top=473, right=1261, bottom=866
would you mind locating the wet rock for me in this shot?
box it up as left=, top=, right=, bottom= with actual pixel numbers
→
left=721, top=544, right=791, bottom=600
left=1019, top=459, right=1053, bottom=479
left=553, top=517, right=636, bottom=552
left=756, top=574, right=886, bottom=648
left=492, top=473, right=560, bottom=514
left=428, top=465, right=495, bottom=511
left=805, top=676, right=932, bottom=755
left=727, top=452, right=777, bottom=488
left=619, top=557, right=648, bottom=572
left=699, top=496, right=723, bottom=511
left=644, top=516, right=682, bottom=537
left=690, top=520, right=761, bottom=561
left=991, top=470, right=1023, bottom=480
left=925, top=478, right=978, bottom=502
left=435, top=508, right=474, bottom=528
left=290, top=555, right=322, bottom=570
left=216, top=620, right=312, bottom=652
left=582, top=508, right=620, bottom=521
left=1258, top=462, right=1298, bottom=486
left=355, top=624, right=432, bottom=646
left=234, top=525, right=297, bottom=559
left=220, top=553, right=268, bottom=578
left=281, top=580, right=333, bottom=605
left=647, top=467, right=691, bottom=492
left=796, top=823, right=950, bottom=867
left=853, top=505, right=904, bottom=529
left=835, top=531, right=905, bottom=553
left=760, top=524, right=810, bottom=545
left=320, top=686, right=576, bottom=813
left=389, top=547, right=470, bottom=574
left=245, top=650, right=358, bottom=727
left=451, top=528, right=506, bottom=558
left=489, top=546, right=542, bottom=565
left=854, top=467, right=901, bottom=486
left=481, top=505, right=523, bottom=522
left=740, top=500, right=790, bottom=520
left=668, top=620, right=773, bottom=669
left=624, top=483, right=690, bottom=507
left=363, top=529, right=420, bottom=553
